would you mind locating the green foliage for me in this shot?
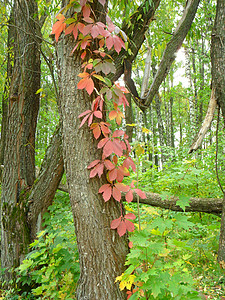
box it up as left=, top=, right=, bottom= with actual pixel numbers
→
left=13, top=192, right=79, bottom=300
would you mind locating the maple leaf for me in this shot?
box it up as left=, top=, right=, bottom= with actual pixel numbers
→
left=51, top=14, right=66, bottom=42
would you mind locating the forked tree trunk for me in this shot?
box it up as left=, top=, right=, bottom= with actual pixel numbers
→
left=212, top=0, right=225, bottom=264
left=1, top=0, right=40, bottom=281
left=56, top=1, right=128, bottom=299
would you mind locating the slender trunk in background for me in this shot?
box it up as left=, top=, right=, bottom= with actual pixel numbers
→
left=125, top=93, right=134, bottom=143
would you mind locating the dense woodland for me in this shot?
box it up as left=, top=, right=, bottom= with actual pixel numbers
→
left=0, top=0, right=224, bottom=299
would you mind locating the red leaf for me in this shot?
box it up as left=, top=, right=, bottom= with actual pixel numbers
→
left=87, top=160, right=100, bottom=169
left=65, top=23, right=75, bottom=35
left=108, top=110, right=117, bottom=121
left=104, top=159, right=115, bottom=170
left=91, top=24, right=100, bottom=38
left=112, top=186, right=121, bottom=202
left=99, top=184, right=110, bottom=193
left=125, top=219, right=135, bottom=232
left=85, top=78, right=94, bottom=95
left=51, top=15, right=66, bottom=42
left=117, top=221, right=127, bottom=237
left=93, top=111, right=102, bottom=118
left=125, top=190, right=133, bottom=203
left=103, top=140, right=114, bottom=157
left=98, top=137, right=109, bottom=149
left=115, top=183, right=130, bottom=192
left=79, top=113, right=90, bottom=128
left=96, top=163, right=104, bottom=178
left=90, top=166, right=98, bottom=178
left=116, top=169, right=124, bottom=182
left=112, top=130, right=125, bottom=138
left=109, top=169, right=117, bottom=181
left=92, top=125, right=101, bottom=139
left=81, top=51, right=86, bottom=60
left=83, top=17, right=94, bottom=24
left=98, top=0, right=106, bottom=5
left=82, top=5, right=91, bottom=18
left=80, top=0, right=87, bottom=6
left=88, top=113, right=93, bottom=126
left=102, top=185, right=112, bottom=201
left=111, top=216, right=121, bottom=229
left=134, top=189, right=146, bottom=199
left=106, top=35, right=113, bottom=50
left=77, top=78, right=88, bottom=90
left=123, top=157, right=136, bottom=172
left=78, top=110, right=91, bottom=118
left=128, top=241, right=133, bottom=249
left=83, top=24, right=92, bottom=36
left=112, top=139, right=123, bottom=156
left=125, top=213, right=136, bottom=220
left=113, top=35, right=125, bottom=54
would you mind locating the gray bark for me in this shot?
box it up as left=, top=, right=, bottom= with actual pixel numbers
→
left=144, top=0, right=200, bottom=108
left=56, top=2, right=128, bottom=299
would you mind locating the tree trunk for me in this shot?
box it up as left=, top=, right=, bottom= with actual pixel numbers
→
left=56, top=1, right=128, bottom=299
left=1, top=0, right=40, bottom=281
left=211, top=0, right=225, bottom=263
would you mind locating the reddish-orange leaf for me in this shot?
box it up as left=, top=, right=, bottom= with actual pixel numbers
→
left=93, top=111, right=102, bottom=118
left=110, top=216, right=121, bottom=229
left=85, top=78, right=94, bottom=95
left=112, top=139, right=123, bottom=157
left=125, top=190, right=133, bottom=203
left=96, top=163, right=104, bottom=178
left=116, top=169, right=124, bottom=182
left=83, top=24, right=92, bottom=36
left=82, top=5, right=91, bottom=18
left=78, top=110, right=91, bottom=118
left=87, top=159, right=100, bottom=169
left=125, top=219, right=135, bottom=232
left=108, top=110, right=117, bottom=121
left=81, top=51, right=86, bottom=60
left=98, top=137, right=108, bottom=149
left=104, top=159, right=114, bottom=170
left=102, top=185, right=112, bottom=201
left=99, top=38, right=105, bottom=48
left=93, top=125, right=101, bottom=139
left=134, top=189, right=146, bottom=199
left=109, top=168, right=117, bottom=181
left=103, top=140, right=114, bottom=157
left=106, top=35, right=113, bottom=50
left=125, top=213, right=136, bottom=220
left=79, top=113, right=90, bottom=128
left=51, top=15, right=66, bottom=42
left=90, top=166, right=99, bottom=178
left=115, top=183, right=130, bottom=192
left=117, top=221, right=127, bottom=237
left=77, top=78, right=88, bottom=90
left=128, top=241, right=133, bottom=249
left=65, top=23, right=75, bottom=35
left=112, top=130, right=125, bottom=138
left=112, top=186, right=121, bottom=202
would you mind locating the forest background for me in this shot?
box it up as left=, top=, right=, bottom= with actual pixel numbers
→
left=0, top=0, right=224, bottom=299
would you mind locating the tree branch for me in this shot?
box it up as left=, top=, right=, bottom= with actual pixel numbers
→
left=189, top=87, right=217, bottom=153
left=144, top=0, right=200, bottom=108
left=28, top=125, right=64, bottom=240
left=57, top=183, right=223, bottom=215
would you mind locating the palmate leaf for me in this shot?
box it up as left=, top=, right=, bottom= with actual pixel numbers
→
left=51, top=14, right=66, bottom=42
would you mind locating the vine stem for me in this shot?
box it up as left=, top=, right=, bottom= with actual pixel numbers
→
left=136, top=144, right=141, bottom=231
left=215, top=108, right=224, bottom=195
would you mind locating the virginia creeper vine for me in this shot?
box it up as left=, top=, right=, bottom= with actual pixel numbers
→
left=52, top=0, right=146, bottom=237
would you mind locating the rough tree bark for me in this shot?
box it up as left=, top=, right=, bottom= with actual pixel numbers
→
left=1, top=0, right=40, bottom=280
left=0, top=0, right=64, bottom=284
left=56, top=1, right=128, bottom=299
left=211, top=0, right=225, bottom=264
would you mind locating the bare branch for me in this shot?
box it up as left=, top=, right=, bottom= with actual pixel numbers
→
left=144, top=0, right=200, bottom=108
left=189, top=88, right=217, bottom=153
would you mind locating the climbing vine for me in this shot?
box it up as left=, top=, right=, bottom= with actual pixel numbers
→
left=51, top=0, right=146, bottom=237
